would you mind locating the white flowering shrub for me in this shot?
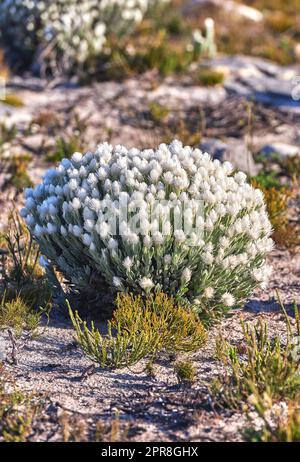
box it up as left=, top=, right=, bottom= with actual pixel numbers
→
left=22, top=140, right=273, bottom=320
left=0, top=0, right=168, bottom=74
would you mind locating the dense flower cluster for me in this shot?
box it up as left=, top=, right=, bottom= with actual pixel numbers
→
left=22, top=140, right=273, bottom=318
left=0, top=0, right=167, bottom=73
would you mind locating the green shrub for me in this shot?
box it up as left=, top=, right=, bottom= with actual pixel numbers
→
left=250, top=171, right=281, bottom=190
left=70, top=292, right=207, bottom=369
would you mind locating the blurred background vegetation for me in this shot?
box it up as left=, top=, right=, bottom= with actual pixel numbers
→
left=0, top=0, right=299, bottom=251
left=0, top=0, right=299, bottom=79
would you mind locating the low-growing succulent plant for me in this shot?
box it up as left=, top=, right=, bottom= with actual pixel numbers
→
left=22, top=139, right=273, bottom=320
left=0, top=0, right=168, bottom=74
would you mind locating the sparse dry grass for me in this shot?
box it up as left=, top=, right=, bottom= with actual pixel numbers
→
left=174, top=360, right=196, bottom=384
left=0, top=293, right=43, bottom=338
left=212, top=298, right=300, bottom=410
left=0, top=212, right=52, bottom=314
left=251, top=169, right=300, bottom=251
left=0, top=365, right=40, bottom=442
left=8, top=154, right=33, bottom=191
left=244, top=392, right=300, bottom=442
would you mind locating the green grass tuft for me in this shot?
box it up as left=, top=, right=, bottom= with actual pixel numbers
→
left=69, top=292, right=207, bottom=369
left=2, top=94, right=24, bottom=108
left=243, top=392, right=300, bottom=442
left=193, top=68, right=225, bottom=86
left=0, top=293, right=43, bottom=338
left=212, top=297, right=300, bottom=410
left=174, top=360, right=196, bottom=384
left=0, top=365, right=40, bottom=442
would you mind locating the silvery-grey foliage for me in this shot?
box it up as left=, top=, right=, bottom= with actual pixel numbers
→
left=21, top=140, right=273, bottom=317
